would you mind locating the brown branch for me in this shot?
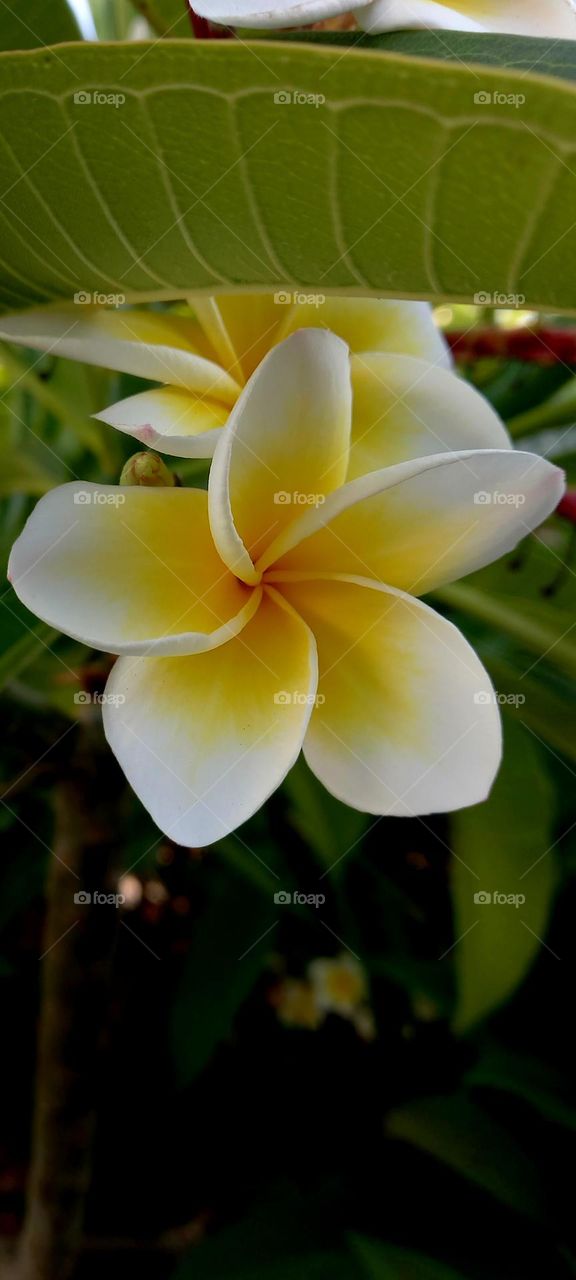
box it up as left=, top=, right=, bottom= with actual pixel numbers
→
left=5, top=722, right=124, bottom=1280
left=447, top=327, right=576, bottom=366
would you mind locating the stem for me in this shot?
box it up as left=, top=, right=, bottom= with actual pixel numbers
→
left=9, top=723, right=124, bottom=1280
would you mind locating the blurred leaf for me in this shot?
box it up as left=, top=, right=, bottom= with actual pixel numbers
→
left=174, top=1182, right=363, bottom=1280
left=451, top=721, right=557, bottom=1033
left=467, top=1043, right=576, bottom=1132
left=435, top=526, right=576, bottom=683
left=171, top=868, right=274, bottom=1086
left=477, top=655, right=576, bottom=765
left=0, top=447, right=61, bottom=497
left=1, top=40, right=576, bottom=307
left=0, top=593, right=59, bottom=692
left=127, top=0, right=192, bottom=36
left=283, top=756, right=369, bottom=874
left=349, top=1235, right=469, bottom=1280
left=387, top=1093, right=544, bottom=1220
left=0, top=0, right=80, bottom=49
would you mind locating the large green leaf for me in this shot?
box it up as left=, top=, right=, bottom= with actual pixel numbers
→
left=1, top=38, right=576, bottom=308
left=386, top=1093, right=544, bottom=1220
left=0, top=0, right=80, bottom=51
left=450, top=720, right=557, bottom=1033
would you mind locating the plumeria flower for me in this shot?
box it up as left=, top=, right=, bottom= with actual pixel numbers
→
left=308, top=953, right=367, bottom=1016
left=0, top=295, right=453, bottom=461
left=188, top=0, right=576, bottom=36
left=8, top=330, right=563, bottom=846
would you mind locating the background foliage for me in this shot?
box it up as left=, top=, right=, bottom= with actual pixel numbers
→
left=0, top=3, right=575, bottom=1278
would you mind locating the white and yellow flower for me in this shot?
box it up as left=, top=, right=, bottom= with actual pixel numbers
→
left=0, top=295, right=453, bottom=460
left=188, top=0, right=576, bottom=37
left=8, top=329, right=563, bottom=846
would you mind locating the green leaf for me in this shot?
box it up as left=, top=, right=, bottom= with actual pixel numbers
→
left=0, top=592, right=59, bottom=692
left=1, top=38, right=576, bottom=308
left=386, top=1093, right=544, bottom=1220
left=283, top=755, right=369, bottom=874
left=0, top=0, right=81, bottom=50
left=127, top=0, right=192, bottom=37
left=173, top=1182, right=363, bottom=1280
left=434, top=526, right=576, bottom=684
left=349, top=1235, right=469, bottom=1280
left=467, top=1043, right=576, bottom=1132
left=284, top=30, right=576, bottom=85
left=451, top=720, right=557, bottom=1033
left=171, top=868, right=274, bottom=1086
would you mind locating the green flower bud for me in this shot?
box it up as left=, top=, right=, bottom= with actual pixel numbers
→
left=120, top=452, right=176, bottom=488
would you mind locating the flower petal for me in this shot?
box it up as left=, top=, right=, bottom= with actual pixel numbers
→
left=278, top=574, right=501, bottom=815
left=209, top=329, right=352, bottom=584
left=0, top=305, right=240, bottom=401
left=193, top=294, right=284, bottom=381
left=95, top=387, right=228, bottom=458
left=8, top=483, right=258, bottom=656
left=277, top=298, right=451, bottom=369
left=357, top=0, right=576, bottom=36
left=347, top=353, right=510, bottom=479
left=103, top=587, right=318, bottom=846
left=192, top=0, right=365, bottom=29
left=261, top=449, right=565, bottom=594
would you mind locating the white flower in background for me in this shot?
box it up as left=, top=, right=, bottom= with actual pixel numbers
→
left=0, top=295, right=453, bottom=460
left=188, top=0, right=576, bottom=37
left=8, top=330, right=563, bottom=846
left=308, top=953, right=367, bottom=1015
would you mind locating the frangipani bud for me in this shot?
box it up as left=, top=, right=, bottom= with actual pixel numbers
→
left=120, top=452, right=175, bottom=488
